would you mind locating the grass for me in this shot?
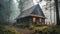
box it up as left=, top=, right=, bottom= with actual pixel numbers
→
left=29, top=24, right=60, bottom=34
left=47, top=24, right=60, bottom=34
left=0, top=24, right=23, bottom=34
left=13, top=23, right=60, bottom=34
left=4, top=26, right=22, bottom=34
left=31, top=25, right=48, bottom=32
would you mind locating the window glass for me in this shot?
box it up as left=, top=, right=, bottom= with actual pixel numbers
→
left=33, top=17, right=36, bottom=22
left=39, top=18, right=42, bottom=24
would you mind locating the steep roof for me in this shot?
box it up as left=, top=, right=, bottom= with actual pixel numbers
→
left=17, top=4, right=45, bottom=19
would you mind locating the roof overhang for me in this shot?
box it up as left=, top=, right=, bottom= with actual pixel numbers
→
left=29, top=14, right=46, bottom=18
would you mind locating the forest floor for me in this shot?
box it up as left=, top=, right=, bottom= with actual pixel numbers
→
left=0, top=24, right=60, bottom=34
left=4, top=25, right=33, bottom=34
left=4, top=25, right=48, bottom=34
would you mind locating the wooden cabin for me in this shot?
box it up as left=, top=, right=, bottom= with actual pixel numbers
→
left=16, top=4, right=46, bottom=25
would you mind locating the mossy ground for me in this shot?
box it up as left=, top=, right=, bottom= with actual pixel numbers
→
left=0, top=24, right=23, bottom=34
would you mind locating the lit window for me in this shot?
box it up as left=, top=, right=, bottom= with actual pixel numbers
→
left=33, top=17, right=36, bottom=22
left=39, top=18, right=42, bottom=24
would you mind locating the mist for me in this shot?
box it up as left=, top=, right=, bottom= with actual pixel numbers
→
left=0, top=0, right=20, bottom=24
left=9, top=0, right=20, bottom=23
left=0, top=0, right=33, bottom=24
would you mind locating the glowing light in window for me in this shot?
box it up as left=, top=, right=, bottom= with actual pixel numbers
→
left=33, top=17, right=36, bottom=22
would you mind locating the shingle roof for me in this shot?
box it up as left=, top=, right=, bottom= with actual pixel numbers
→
left=17, top=4, right=45, bottom=19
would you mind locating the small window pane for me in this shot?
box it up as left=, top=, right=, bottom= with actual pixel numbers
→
left=33, top=17, right=36, bottom=22
left=39, top=18, right=42, bottom=24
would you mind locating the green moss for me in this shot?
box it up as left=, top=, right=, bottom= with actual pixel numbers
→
left=0, top=25, right=23, bottom=34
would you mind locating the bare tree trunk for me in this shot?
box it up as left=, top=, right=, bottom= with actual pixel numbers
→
left=54, top=6, right=55, bottom=24
left=50, top=1, right=52, bottom=24
left=55, top=0, right=60, bottom=25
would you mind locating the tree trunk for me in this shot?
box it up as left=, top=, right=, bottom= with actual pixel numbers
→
left=55, top=0, right=60, bottom=25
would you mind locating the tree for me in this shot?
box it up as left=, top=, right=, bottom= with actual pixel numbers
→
left=19, top=0, right=24, bottom=12
left=54, top=0, right=60, bottom=25
left=45, top=1, right=52, bottom=24
left=19, top=0, right=28, bottom=12
left=0, top=0, right=12, bottom=24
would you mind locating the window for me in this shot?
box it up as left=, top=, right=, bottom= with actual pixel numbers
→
left=39, top=18, right=42, bottom=24
left=33, top=17, right=36, bottom=22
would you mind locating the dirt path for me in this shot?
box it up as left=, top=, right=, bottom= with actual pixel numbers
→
left=16, top=28, right=33, bottom=34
